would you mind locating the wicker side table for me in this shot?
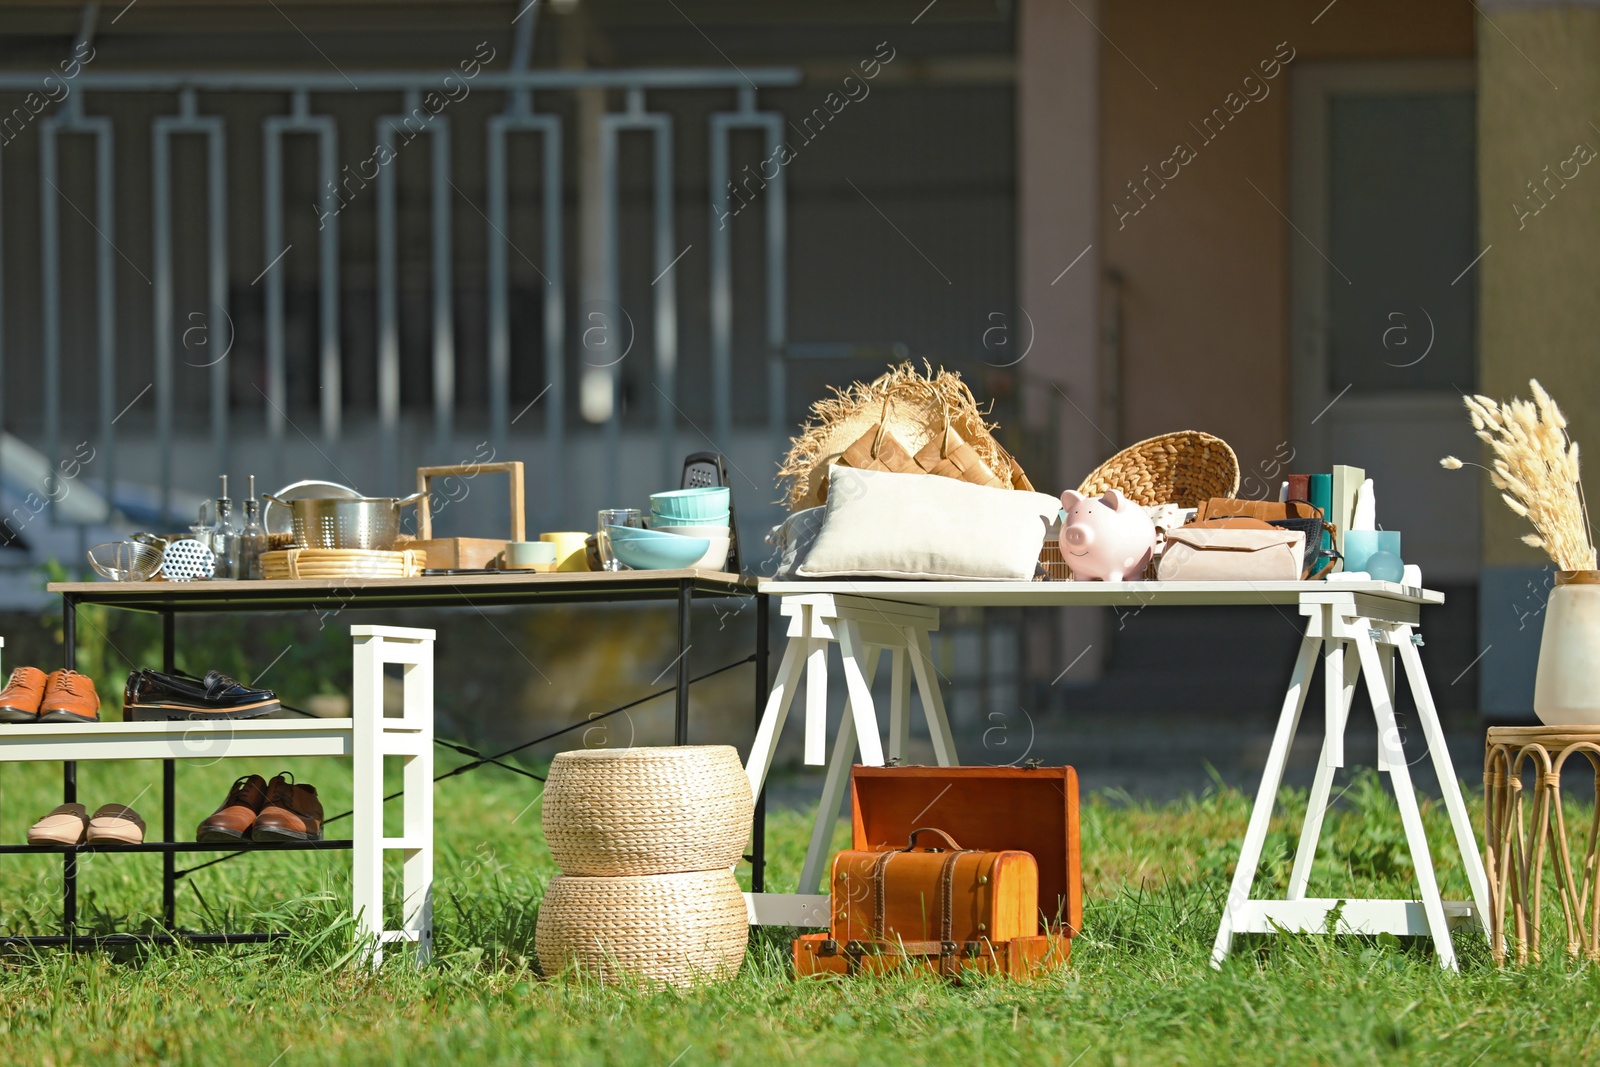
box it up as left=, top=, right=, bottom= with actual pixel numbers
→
left=1484, top=727, right=1600, bottom=965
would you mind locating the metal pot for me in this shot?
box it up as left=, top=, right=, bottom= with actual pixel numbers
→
left=261, top=492, right=427, bottom=551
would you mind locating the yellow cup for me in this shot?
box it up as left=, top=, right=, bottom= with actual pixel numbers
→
left=541, top=532, right=591, bottom=572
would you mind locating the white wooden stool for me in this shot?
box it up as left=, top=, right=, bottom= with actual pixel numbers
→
left=744, top=593, right=957, bottom=911
left=350, top=624, right=436, bottom=967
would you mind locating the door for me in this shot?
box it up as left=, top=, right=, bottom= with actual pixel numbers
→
left=1291, top=62, right=1480, bottom=582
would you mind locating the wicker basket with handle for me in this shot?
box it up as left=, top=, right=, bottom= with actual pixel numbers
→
left=535, top=869, right=749, bottom=986
left=541, top=746, right=753, bottom=876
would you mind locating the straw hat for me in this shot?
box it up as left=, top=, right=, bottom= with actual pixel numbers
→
left=779, top=362, right=1033, bottom=511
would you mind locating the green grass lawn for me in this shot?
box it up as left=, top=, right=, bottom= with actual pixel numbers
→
left=0, top=752, right=1595, bottom=1066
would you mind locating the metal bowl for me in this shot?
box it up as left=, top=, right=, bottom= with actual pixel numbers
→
left=263, top=492, right=426, bottom=550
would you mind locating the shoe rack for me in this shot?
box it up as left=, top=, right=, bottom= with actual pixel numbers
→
left=0, top=627, right=435, bottom=965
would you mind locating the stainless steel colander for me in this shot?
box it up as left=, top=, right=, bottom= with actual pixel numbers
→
left=261, top=492, right=427, bottom=551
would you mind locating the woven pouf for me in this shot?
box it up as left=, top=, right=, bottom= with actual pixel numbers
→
left=542, top=746, right=753, bottom=876
left=535, top=869, right=749, bottom=986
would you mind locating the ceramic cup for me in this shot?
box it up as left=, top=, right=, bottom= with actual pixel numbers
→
left=504, top=540, right=557, bottom=570
left=541, top=532, right=592, bottom=572
left=1343, top=530, right=1400, bottom=574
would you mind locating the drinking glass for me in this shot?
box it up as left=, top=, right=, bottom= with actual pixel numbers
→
left=598, top=508, right=643, bottom=571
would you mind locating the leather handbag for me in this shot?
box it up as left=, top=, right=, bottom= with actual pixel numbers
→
left=1193, top=498, right=1334, bottom=578
left=1156, top=520, right=1306, bottom=581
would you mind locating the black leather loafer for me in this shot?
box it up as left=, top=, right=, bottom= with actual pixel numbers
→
left=124, top=668, right=281, bottom=721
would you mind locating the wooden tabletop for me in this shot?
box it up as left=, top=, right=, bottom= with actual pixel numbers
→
left=49, top=568, right=755, bottom=613
left=757, top=578, right=1444, bottom=609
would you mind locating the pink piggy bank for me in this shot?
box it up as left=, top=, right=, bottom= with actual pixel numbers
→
left=1058, top=489, right=1157, bottom=581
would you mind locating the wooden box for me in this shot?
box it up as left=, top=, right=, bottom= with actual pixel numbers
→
left=850, top=764, right=1082, bottom=936
left=793, top=931, right=1071, bottom=979
left=410, top=462, right=524, bottom=571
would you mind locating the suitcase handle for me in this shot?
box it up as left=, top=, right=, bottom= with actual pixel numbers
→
left=904, top=827, right=964, bottom=852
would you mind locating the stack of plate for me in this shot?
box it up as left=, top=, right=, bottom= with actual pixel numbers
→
left=261, top=548, right=425, bottom=580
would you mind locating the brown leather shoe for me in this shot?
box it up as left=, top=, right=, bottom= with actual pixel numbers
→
left=197, top=774, right=269, bottom=843
left=39, top=670, right=100, bottom=723
left=0, top=666, right=48, bottom=723
left=252, top=773, right=324, bottom=842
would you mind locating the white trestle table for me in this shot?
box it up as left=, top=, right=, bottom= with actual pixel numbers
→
left=745, top=579, right=1490, bottom=971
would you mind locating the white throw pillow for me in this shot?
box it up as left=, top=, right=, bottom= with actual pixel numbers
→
left=795, top=466, right=1060, bottom=580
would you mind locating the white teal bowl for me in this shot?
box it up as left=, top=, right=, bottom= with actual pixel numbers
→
left=652, top=522, right=730, bottom=538
left=605, top=525, right=711, bottom=570
left=649, top=487, right=731, bottom=523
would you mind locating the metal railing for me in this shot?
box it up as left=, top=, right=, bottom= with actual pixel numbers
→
left=0, top=65, right=799, bottom=527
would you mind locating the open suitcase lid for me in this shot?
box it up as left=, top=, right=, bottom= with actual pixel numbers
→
left=849, top=764, right=1082, bottom=936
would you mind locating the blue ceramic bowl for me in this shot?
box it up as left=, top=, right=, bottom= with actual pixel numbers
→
left=649, top=486, right=731, bottom=523
left=605, top=525, right=711, bottom=570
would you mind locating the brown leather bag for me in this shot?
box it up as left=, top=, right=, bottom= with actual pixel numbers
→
left=1192, top=498, right=1336, bottom=578
left=830, top=828, right=1040, bottom=969
left=1194, top=497, right=1319, bottom=522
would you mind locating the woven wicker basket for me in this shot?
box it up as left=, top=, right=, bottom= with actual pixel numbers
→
left=261, top=548, right=425, bottom=580
left=542, top=746, right=752, bottom=876
left=1076, top=431, right=1239, bottom=508
left=535, top=869, right=749, bottom=986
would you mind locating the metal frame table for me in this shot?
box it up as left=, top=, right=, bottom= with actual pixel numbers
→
left=749, top=579, right=1491, bottom=970
left=21, top=568, right=765, bottom=947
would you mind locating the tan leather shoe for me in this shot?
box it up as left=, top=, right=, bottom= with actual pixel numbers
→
left=39, top=670, right=100, bottom=724
left=86, top=804, right=146, bottom=846
left=0, top=666, right=49, bottom=723
left=197, top=774, right=268, bottom=843
left=28, top=802, right=89, bottom=845
left=252, top=773, right=324, bottom=842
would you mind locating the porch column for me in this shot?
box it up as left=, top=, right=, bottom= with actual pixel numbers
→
left=1476, top=0, right=1600, bottom=716
left=1019, top=0, right=1106, bottom=683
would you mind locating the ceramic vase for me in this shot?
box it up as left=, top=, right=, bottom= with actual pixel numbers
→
left=1534, top=570, right=1600, bottom=725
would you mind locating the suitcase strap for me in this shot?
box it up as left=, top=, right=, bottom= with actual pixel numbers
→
left=871, top=826, right=977, bottom=969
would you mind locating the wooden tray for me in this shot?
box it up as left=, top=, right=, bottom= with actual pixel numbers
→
left=794, top=931, right=1070, bottom=979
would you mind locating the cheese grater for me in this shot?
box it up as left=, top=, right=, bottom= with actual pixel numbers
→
left=680, top=451, right=740, bottom=572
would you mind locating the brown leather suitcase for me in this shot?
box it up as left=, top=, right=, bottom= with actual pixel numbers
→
left=831, top=827, right=1039, bottom=946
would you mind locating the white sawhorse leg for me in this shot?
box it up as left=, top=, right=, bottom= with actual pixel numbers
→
left=351, top=625, right=436, bottom=968
left=798, top=645, right=882, bottom=894
left=1212, top=598, right=1488, bottom=971
left=743, top=594, right=950, bottom=926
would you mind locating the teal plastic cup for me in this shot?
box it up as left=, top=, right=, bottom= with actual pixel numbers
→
left=1343, top=530, right=1400, bottom=574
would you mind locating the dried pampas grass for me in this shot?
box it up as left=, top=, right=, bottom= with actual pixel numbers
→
left=1441, top=379, right=1595, bottom=571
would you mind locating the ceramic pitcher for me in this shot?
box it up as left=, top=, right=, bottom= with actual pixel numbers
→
left=1534, top=570, right=1600, bottom=725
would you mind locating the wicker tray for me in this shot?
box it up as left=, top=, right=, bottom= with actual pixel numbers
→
left=261, top=548, right=425, bottom=580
